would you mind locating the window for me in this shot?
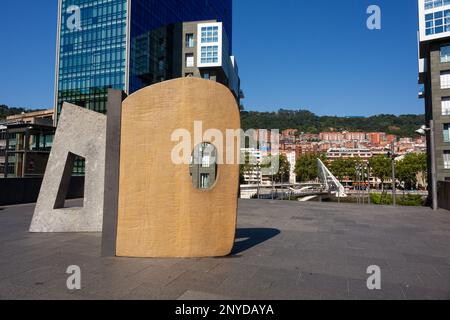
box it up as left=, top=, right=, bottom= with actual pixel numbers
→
left=202, top=155, right=211, bottom=168
left=185, top=33, right=194, bottom=48
left=425, top=9, right=450, bottom=35
left=189, top=143, right=217, bottom=190
left=441, top=70, right=450, bottom=88
left=158, top=58, right=164, bottom=72
left=202, top=72, right=210, bottom=79
left=442, top=45, right=450, bottom=62
left=444, top=151, right=450, bottom=169
left=201, top=26, right=219, bottom=43
left=200, top=46, right=219, bottom=64
left=200, top=173, right=210, bottom=189
left=425, top=0, right=450, bottom=10
left=443, top=97, right=450, bottom=115
left=444, top=124, right=450, bottom=142
left=73, top=157, right=85, bottom=175
left=185, top=53, right=194, bottom=67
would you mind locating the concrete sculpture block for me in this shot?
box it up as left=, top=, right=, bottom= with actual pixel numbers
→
left=115, top=78, right=241, bottom=258
left=29, top=103, right=106, bottom=232
left=102, top=90, right=126, bottom=256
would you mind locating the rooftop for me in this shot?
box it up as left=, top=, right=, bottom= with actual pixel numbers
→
left=6, top=109, right=53, bottom=121
left=0, top=200, right=450, bottom=300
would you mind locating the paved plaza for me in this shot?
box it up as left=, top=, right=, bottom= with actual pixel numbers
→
left=0, top=199, right=450, bottom=300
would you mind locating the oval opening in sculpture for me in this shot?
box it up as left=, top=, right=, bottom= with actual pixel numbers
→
left=189, top=142, right=218, bottom=190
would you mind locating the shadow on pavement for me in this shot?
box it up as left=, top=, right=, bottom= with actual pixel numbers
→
left=231, top=228, right=281, bottom=255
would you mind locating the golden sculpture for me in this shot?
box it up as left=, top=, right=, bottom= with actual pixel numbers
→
left=116, top=78, right=240, bottom=258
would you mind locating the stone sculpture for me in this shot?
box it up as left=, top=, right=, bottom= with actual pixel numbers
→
left=29, top=78, right=240, bottom=258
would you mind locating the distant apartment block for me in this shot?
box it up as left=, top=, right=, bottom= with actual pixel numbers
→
left=319, top=131, right=391, bottom=145
left=283, top=151, right=297, bottom=184
left=6, top=109, right=54, bottom=126
left=0, top=109, right=55, bottom=178
left=326, top=148, right=373, bottom=161
left=240, top=148, right=262, bottom=184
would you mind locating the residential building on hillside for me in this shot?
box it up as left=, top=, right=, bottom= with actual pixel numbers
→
left=326, top=148, right=372, bottom=161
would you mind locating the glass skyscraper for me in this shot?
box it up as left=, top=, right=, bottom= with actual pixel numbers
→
left=55, top=0, right=233, bottom=119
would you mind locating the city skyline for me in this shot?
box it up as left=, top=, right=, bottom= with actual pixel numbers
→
left=0, top=0, right=423, bottom=116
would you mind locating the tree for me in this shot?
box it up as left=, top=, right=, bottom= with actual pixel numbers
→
left=328, top=158, right=347, bottom=182
left=417, top=153, right=428, bottom=187
left=240, top=109, right=425, bottom=138
left=258, top=154, right=290, bottom=182
left=0, top=104, right=35, bottom=119
left=396, top=160, right=416, bottom=191
left=295, top=153, right=326, bottom=182
left=369, top=155, right=392, bottom=191
left=274, top=154, right=290, bottom=183
left=328, top=158, right=361, bottom=183
left=239, top=151, right=257, bottom=185
left=396, top=153, right=428, bottom=190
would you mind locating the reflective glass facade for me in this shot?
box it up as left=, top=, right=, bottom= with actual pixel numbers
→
left=441, top=44, right=450, bottom=62
left=128, top=0, right=232, bottom=93
left=56, top=0, right=232, bottom=118
left=57, top=0, right=128, bottom=116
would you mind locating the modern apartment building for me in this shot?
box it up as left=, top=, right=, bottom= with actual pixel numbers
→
left=132, top=20, right=240, bottom=99
left=182, top=20, right=240, bottom=98
left=418, top=0, right=450, bottom=181
left=54, top=0, right=238, bottom=122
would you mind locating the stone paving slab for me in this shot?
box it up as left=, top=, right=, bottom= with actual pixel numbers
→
left=0, top=200, right=450, bottom=300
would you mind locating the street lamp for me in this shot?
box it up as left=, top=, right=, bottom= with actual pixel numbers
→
left=387, top=149, right=397, bottom=207
left=355, top=163, right=367, bottom=205
left=367, top=163, right=371, bottom=205
left=416, top=122, right=438, bottom=211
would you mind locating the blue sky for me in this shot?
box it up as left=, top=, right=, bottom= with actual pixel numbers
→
left=0, top=0, right=423, bottom=116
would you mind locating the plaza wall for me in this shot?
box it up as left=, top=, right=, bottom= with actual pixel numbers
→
left=0, top=177, right=84, bottom=206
